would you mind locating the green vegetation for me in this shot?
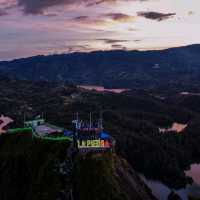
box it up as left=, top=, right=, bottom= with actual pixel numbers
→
left=73, top=152, right=156, bottom=200
left=189, top=196, right=200, bottom=200
left=0, top=132, right=156, bottom=200
left=1, top=44, right=200, bottom=91
left=6, top=126, right=73, bottom=141
left=1, top=75, right=200, bottom=189
left=31, top=130, right=73, bottom=141
left=74, top=152, right=124, bottom=200
left=0, top=133, right=71, bottom=200
left=66, top=91, right=200, bottom=188
left=8, top=127, right=32, bottom=134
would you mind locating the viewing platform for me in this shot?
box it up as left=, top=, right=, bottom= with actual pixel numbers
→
left=1, top=113, right=115, bottom=154
left=72, top=116, right=114, bottom=153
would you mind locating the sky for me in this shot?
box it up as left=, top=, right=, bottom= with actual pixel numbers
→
left=0, top=0, right=200, bottom=60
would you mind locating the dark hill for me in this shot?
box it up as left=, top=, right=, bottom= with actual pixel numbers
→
left=0, top=133, right=157, bottom=200
left=1, top=76, right=200, bottom=189
left=1, top=44, right=200, bottom=89
left=0, top=133, right=71, bottom=200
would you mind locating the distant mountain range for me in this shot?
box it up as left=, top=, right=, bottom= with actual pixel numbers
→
left=1, top=44, right=200, bottom=89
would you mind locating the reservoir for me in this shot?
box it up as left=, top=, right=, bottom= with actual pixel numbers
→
left=140, top=164, right=200, bottom=200
left=78, top=85, right=130, bottom=94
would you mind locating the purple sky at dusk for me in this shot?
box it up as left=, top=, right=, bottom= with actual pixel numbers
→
left=0, top=0, right=200, bottom=60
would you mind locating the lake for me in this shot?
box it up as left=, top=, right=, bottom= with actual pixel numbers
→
left=180, top=92, right=200, bottom=96
left=140, top=164, right=200, bottom=200
left=159, top=122, right=187, bottom=134
left=78, top=85, right=130, bottom=94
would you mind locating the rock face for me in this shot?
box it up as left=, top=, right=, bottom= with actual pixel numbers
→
left=0, top=133, right=72, bottom=200
left=0, top=131, right=157, bottom=200
left=73, top=152, right=157, bottom=200
left=114, top=154, right=157, bottom=200
left=1, top=76, right=200, bottom=192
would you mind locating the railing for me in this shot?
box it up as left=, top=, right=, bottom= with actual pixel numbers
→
left=5, top=127, right=73, bottom=142
left=32, top=129, right=73, bottom=141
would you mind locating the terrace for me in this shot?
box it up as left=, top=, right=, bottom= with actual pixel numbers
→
left=34, top=123, right=63, bottom=136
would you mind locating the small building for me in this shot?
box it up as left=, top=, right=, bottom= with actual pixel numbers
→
left=24, top=119, right=45, bottom=128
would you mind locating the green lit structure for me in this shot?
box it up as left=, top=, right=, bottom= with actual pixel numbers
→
left=7, top=127, right=32, bottom=134
left=5, top=117, right=73, bottom=142
left=24, top=119, right=45, bottom=128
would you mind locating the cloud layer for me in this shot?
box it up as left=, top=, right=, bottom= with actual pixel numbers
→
left=137, top=11, right=176, bottom=21
left=0, top=0, right=199, bottom=60
left=17, top=0, right=116, bottom=14
left=0, top=8, right=7, bottom=16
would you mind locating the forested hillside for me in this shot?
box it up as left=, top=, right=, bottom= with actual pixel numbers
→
left=1, top=45, right=200, bottom=89
left=1, top=75, right=200, bottom=190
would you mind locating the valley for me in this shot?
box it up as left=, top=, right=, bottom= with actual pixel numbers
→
left=1, top=45, right=200, bottom=200
left=1, top=0, right=200, bottom=199
left=1, top=74, right=200, bottom=200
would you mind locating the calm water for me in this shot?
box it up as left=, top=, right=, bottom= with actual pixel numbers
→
left=78, top=85, right=130, bottom=93
left=159, top=122, right=187, bottom=133
left=140, top=164, right=200, bottom=200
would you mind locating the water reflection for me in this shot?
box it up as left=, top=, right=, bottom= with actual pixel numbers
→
left=78, top=85, right=130, bottom=93
left=140, top=164, right=200, bottom=200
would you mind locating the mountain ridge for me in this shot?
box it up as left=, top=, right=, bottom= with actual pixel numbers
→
left=1, top=44, right=200, bottom=89
left=1, top=44, right=200, bottom=62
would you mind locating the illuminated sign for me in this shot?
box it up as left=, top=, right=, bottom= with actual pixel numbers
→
left=78, top=139, right=110, bottom=148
